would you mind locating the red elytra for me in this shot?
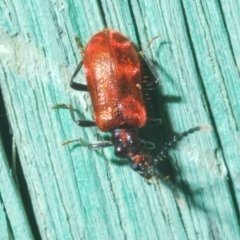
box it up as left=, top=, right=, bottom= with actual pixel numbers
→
left=83, top=30, right=146, bottom=132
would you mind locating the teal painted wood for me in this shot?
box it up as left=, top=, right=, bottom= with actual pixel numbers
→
left=0, top=0, right=239, bottom=239
left=0, top=138, right=33, bottom=239
left=0, top=202, right=13, bottom=240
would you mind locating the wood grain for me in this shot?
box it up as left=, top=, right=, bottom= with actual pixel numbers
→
left=0, top=0, right=239, bottom=239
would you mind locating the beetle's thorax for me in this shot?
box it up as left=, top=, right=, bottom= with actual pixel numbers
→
left=111, top=126, right=145, bottom=158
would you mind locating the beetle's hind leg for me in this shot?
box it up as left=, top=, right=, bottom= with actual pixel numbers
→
left=51, top=104, right=114, bottom=148
left=51, top=104, right=96, bottom=127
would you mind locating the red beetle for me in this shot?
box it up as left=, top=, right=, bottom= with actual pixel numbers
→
left=53, top=29, right=208, bottom=196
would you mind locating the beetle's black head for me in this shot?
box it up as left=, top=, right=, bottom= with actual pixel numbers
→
left=111, top=126, right=145, bottom=158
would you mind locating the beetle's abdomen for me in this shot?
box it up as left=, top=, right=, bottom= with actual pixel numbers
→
left=83, top=30, right=146, bottom=132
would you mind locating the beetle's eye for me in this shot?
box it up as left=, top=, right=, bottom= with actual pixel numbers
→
left=115, top=145, right=128, bottom=158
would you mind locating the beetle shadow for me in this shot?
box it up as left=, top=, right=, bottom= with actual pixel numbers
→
left=138, top=49, right=210, bottom=210
left=176, top=181, right=207, bottom=210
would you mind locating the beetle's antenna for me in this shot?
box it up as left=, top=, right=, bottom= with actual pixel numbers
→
left=156, top=125, right=212, bottom=161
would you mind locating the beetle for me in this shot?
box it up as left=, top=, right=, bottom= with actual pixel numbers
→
left=53, top=29, right=209, bottom=196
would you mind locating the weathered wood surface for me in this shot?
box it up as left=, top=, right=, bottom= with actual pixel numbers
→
left=0, top=0, right=240, bottom=239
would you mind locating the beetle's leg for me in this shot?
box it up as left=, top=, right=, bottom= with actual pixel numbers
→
left=70, top=61, right=88, bottom=91
left=51, top=104, right=96, bottom=127
left=141, top=34, right=161, bottom=53
left=144, top=141, right=155, bottom=150
left=145, top=118, right=162, bottom=126
left=62, top=138, right=113, bottom=148
left=51, top=104, right=111, bottom=147
left=88, top=141, right=113, bottom=149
